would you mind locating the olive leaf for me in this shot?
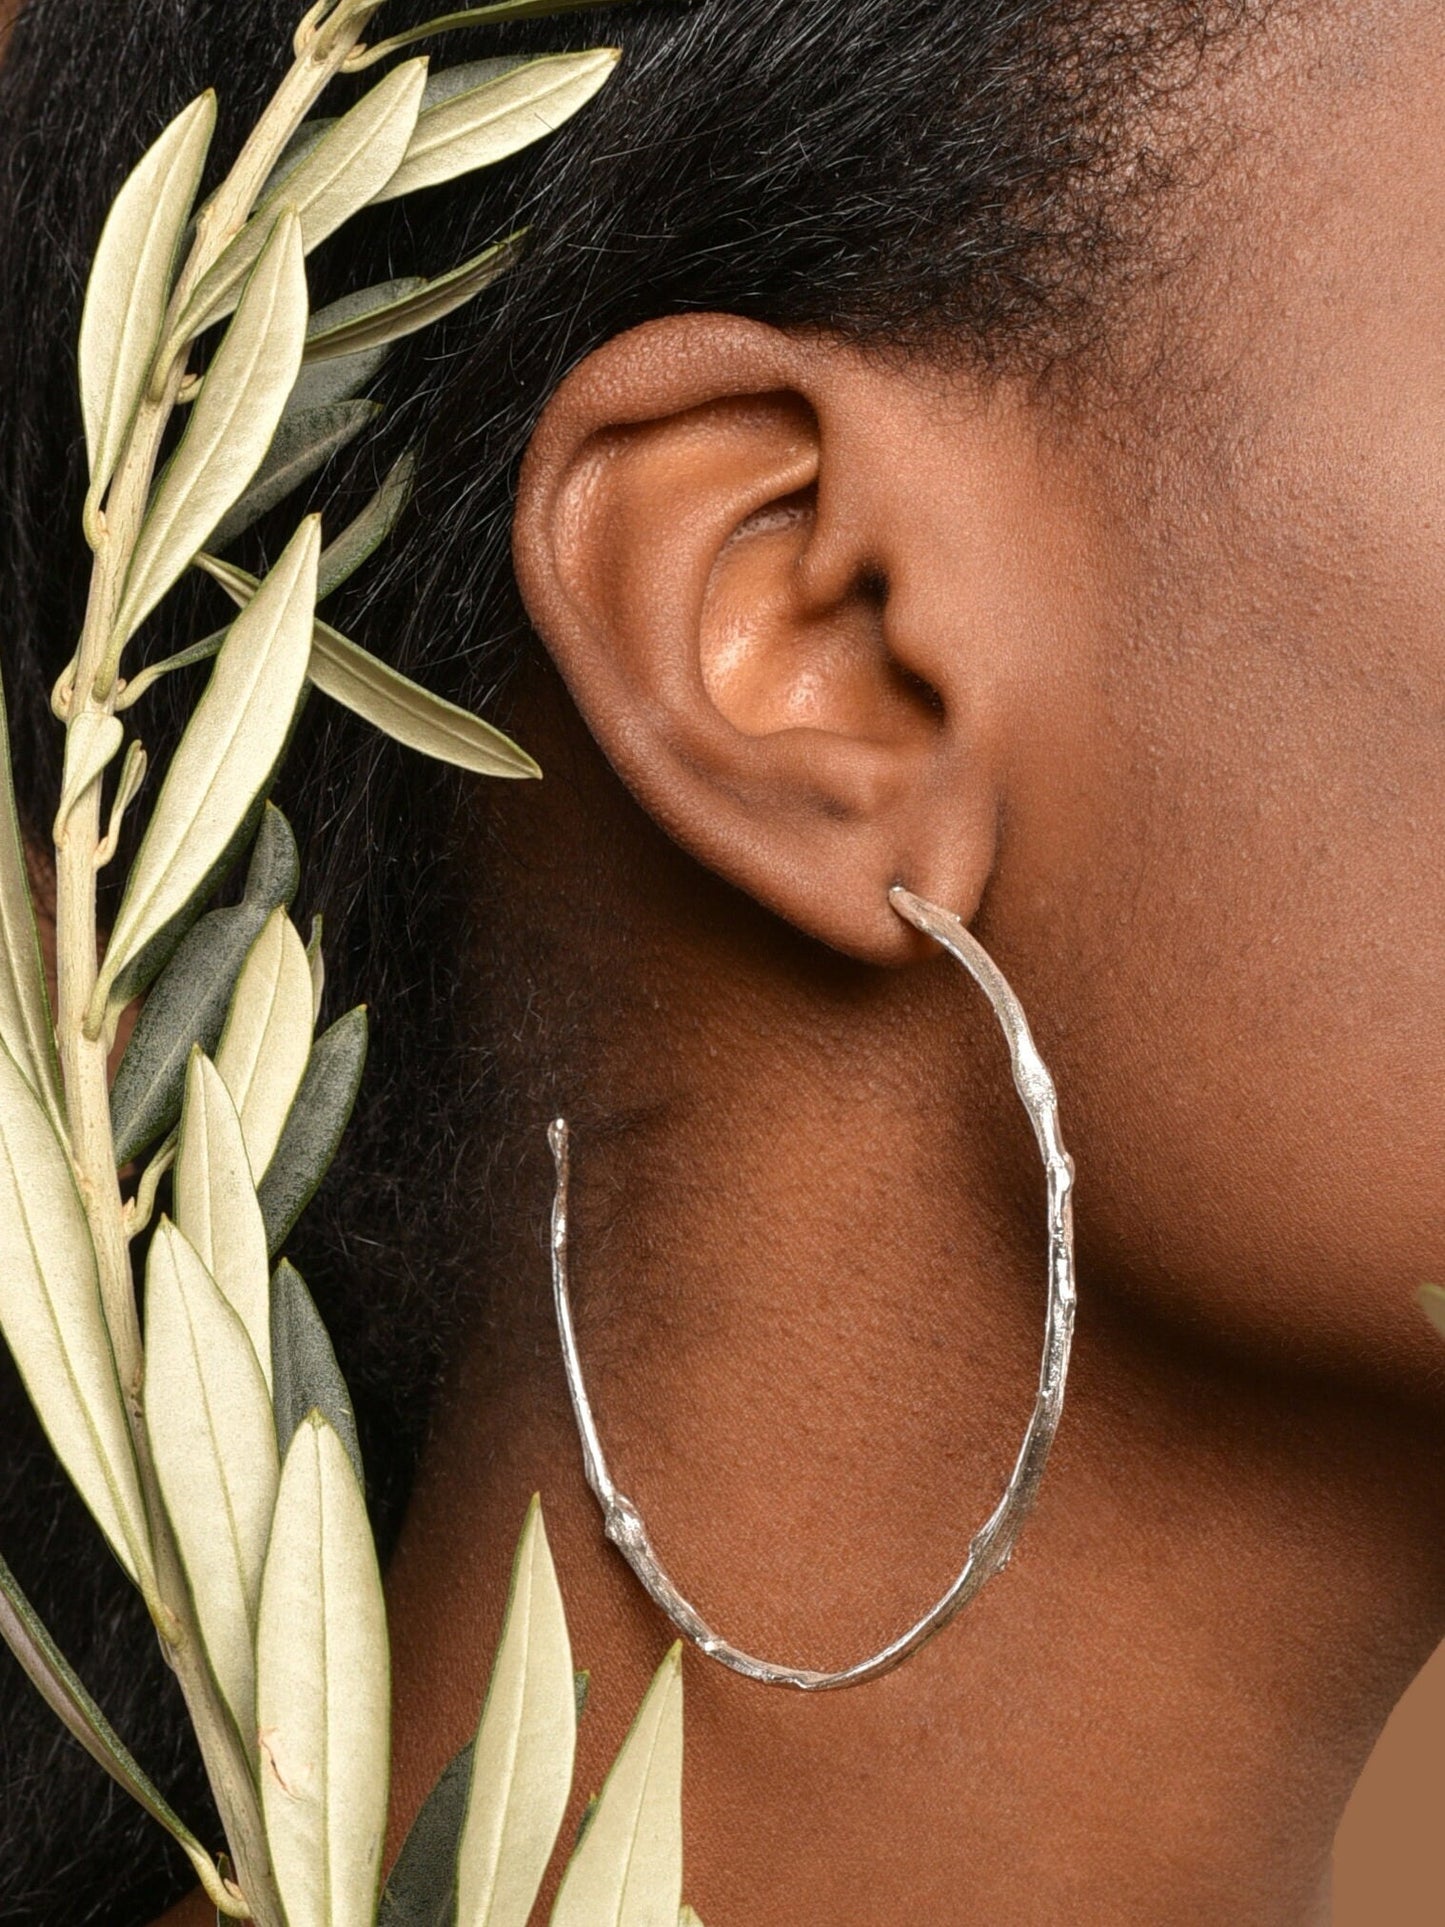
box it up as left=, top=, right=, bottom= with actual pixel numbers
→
left=112, top=211, right=309, bottom=652
left=456, top=1497, right=576, bottom=1927
left=144, top=1218, right=279, bottom=1743
left=318, top=453, right=417, bottom=600
left=678, top=1912, right=704, bottom=1926
left=354, top=0, right=627, bottom=65
left=215, top=907, right=314, bottom=1179
left=379, top=1741, right=475, bottom=1927
left=270, top=1259, right=363, bottom=1487
left=54, top=712, right=125, bottom=836
left=423, top=59, right=528, bottom=109
left=373, top=51, right=619, bottom=203
left=285, top=338, right=393, bottom=420
left=257, top=1413, right=391, bottom=1927
left=210, top=399, right=383, bottom=553
left=175, top=1051, right=274, bottom=1387
left=0, top=1040, right=151, bottom=1586
left=97, top=518, right=319, bottom=1020
left=196, top=551, right=540, bottom=778
left=311, top=617, right=540, bottom=777
left=550, top=1646, right=685, bottom=1927
left=179, top=62, right=428, bottom=340
left=301, top=235, right=523, bottom=362
left=1419, top=1285, right=1445, bottom=1341
left=0, top=1552, right=248, bottom=1918
left=110, top=803, right=300, bottom=1165
left=79, top=92, right=216, bottom=501
left=0, top=671, right=62, bottom=1132
left=258, top=1006, right=368, bottom=1255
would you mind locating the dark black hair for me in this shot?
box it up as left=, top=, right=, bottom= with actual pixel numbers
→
left=0, top=1, right=1254, bottom=1916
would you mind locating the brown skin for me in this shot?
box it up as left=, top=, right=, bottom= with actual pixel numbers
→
left=164, top=8, right=1445, bottom=1924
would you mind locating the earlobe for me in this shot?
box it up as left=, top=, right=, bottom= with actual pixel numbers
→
left=513, top=314, right=1008, bottom=964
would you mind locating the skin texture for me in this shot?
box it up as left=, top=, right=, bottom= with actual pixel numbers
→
left=162, top=6, right=1445, bottom=1923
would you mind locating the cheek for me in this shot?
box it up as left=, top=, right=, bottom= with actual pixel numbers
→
left=998, top=467, right=1445, bottom=1393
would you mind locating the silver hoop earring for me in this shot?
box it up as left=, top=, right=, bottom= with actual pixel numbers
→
left=548, top=885, right=1076, bottom=1692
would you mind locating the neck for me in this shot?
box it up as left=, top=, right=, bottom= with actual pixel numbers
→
left=383, top=923, right=1445, bottom=1925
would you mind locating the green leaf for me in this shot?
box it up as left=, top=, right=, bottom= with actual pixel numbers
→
left=0, top=1041, right=151, bottom=1584
left=0, top=1550, right=247, bottom=1917
left=380, top=1743, right=475, bottom=1927
left=1419, top=1284, right=1445, bottom=1342
left=318, top=453, right=417, bottom=600
left=374, top=51, right=619, bottom=204
left=99, top=518, right=319, bottom=1016
left=214, top=907, right=314, bottom=1178
left=175, top=1051, right=273, bottom=1387
left=180, top=62, right=428, bottom=339
left=0, top=671, right=62, bottom=1133
left=457, top=1498, right=576, bottom=1927
left=110, top=804, right=300, bottom=1165
left=211, top=400, right=383, bottom=553
left=551, top=1647, right=684, bottom=1927
left=270, top=1259, right=363, bottom=1488
left=112, top=210, right=309, bottom=651
left=678, top=1911, right=703, bottom=1926
left=257, top=1413, right=391, bottom=1927
left=285, top=339, right=393, bottom=420
left=356, top=0, right=629, bottom=64
left=144, top=1219, right=279, bottom=1742
left=196, top=552, right=540, bottom=779
left=80, top=93, right=216, bottom=500
left=258, top=1006, right=368, bottom=1255
left=301, top=236, right=523, bottom=363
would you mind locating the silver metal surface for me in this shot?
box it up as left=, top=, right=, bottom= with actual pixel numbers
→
left=548, top=885, right=1077, bottom=1691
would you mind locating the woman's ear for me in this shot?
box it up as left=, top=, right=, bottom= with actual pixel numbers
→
left=513, top=313, right=1095, bottom=964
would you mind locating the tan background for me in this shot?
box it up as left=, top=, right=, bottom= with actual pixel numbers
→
left=0, top=0, right=1438, bottom=1917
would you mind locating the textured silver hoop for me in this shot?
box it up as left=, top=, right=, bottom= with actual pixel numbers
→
left=548, top=885, right=1077, bottom=1692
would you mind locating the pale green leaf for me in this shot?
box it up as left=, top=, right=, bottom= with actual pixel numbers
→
left=100, top=518, right=318, bottom=1012
left=259, top=1006, right=368, bottom=1255
left=422, top=59, right=527, bottom=109
left=257, top=1414, right=391, bottom=1927
left=1419, top=1285, right=1445, bottom=1342
left=677, top=1911, right=703, bottom=1926
left=551, top=1647, right=684, bottom=1927
left=196, top=551, right=540, bottom=778
left=301, top=236, right=522, bottom=363
left=318, top=453, right=416, bottom=600
left=110, top=805, right=300, bottom=1166
left=311, top=620, right=540, bottom=777
left=175, top=1051, right=272, bottom=1387
left=306, top=915, right=326, bottom=1024
left=0, top=1042, right=150, bottom=1584
left=215, top=907, right=313, bottom=1178
left=113, top=210, right=309, bottom=649
left=80, top=93, right=216, bottom=499
left=211, top=399, right=382, bottom=553
left=379, top=1741, right=473, bottom=1927
left=270, top=1259, right=363, bottom=1488
left=0, top=672, right=61, bottom=1132
left=181, top=62, right=427, bottom=338
left=303, top=277, right=425, bottom=355
left=0, top=1551, right=247, bottom=1916
left=55, top=712, right=124, bottom=834
left=374, top=51, right=618, bottom=204
left=145, top=1219, right=278, bottom=1742
left=458, top=1498, right=576, bottom=1927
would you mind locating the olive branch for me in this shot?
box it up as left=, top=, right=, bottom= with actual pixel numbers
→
left=0, top=4, right=703, bottom=1922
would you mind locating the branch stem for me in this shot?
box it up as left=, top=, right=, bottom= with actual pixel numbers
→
left=53, top=13, right=376, bottom=1919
